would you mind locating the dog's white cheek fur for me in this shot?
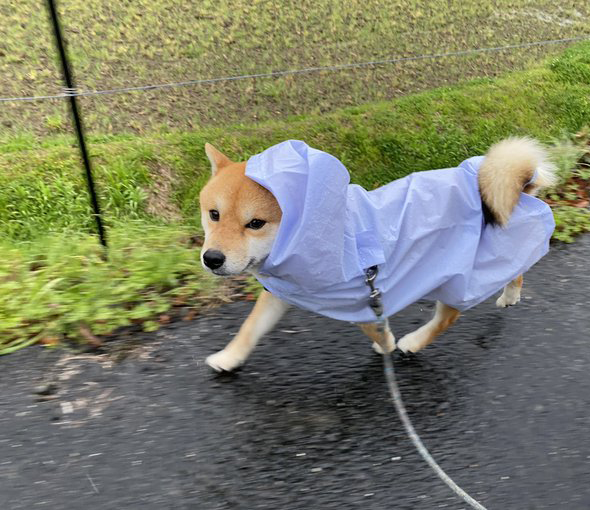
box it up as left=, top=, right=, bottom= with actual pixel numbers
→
left=246, top=224, right=279, bottom=269
left=222, top=254, right=253, bottom=275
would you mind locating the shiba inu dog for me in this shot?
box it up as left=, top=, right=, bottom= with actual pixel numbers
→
left=199, top=138, right=556, bottom=372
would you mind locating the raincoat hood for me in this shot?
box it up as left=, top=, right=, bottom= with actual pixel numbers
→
left=245, top=140, right=554, bottom=322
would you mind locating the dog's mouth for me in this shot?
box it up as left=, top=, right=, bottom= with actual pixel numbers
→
left=245, top=257, right=259, bottom=271
left=206, top=257, right=259, bottom=276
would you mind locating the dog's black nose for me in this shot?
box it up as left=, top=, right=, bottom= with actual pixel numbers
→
left=203, top=249, right=226, bottom=270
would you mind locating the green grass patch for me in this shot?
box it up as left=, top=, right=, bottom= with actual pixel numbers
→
left=552, top=206, right=590, bottom=243
left=542, top=128, right=590, bottom=242
left=550, top=40, right=590, bottom=85
left=1, top=42, right=590, bottom=354
left=0, top=224, right=216, bottom=355
left=3, top=44, right=590, bottom=240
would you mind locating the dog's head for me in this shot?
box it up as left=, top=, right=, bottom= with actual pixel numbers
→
left=198, top=144, right=282, bottom=275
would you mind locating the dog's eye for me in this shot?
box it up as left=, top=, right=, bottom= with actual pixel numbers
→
left=209, top=209, right=220, bottom=221
left=246, top=219, right=266, bottom=230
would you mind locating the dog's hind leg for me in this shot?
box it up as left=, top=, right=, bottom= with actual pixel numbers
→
left=496, top=274, right=524, bottom=308
left=206, top=290, right=289, bottom=372
left=397, top=301, right=460, bottom=354
left=359, top=322, right=396, bottom=354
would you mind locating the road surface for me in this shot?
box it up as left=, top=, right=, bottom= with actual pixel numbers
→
left=1, top=236, right=589, bottom=509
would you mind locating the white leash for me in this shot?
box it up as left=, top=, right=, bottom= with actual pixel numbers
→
left=364, top=266, right=488, bottom=509
left=381, top=339, right=488, bottom=510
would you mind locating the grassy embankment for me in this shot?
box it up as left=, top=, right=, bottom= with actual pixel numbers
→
left=1, top=42, right=589, bottom=354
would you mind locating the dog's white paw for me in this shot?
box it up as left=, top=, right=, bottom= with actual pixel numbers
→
left=397, top=329, right=429, bottom=354
left=372, top=330, right=396, bottom=354
left=372, top=342, right=385, bottom=354
left=206, top=350, right=244, bottom=372
left=496, top=291, right=521, bottom=308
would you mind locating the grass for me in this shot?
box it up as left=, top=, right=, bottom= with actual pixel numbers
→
left=0, top=224, right=220, bottom=354
left=1, top=41, right=590, bottom=354
left=2, top=42, right=590, bottom=238
left=1, top=0, right=589, bottom=135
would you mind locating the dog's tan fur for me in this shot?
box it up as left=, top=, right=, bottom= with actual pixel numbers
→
left=206, top=290, right=289, bottom=372
left=396, top=302, right=462, bottom=354
left=200, top=144, right=282, bottom=276
left=478, top=137, right=556, bottom=226
left=359, top=322, right=397, bottom=354
left=199, top=139, right=556, bottom=371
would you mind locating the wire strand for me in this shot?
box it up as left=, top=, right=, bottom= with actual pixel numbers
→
left=0, top=35, right=588, bottom=103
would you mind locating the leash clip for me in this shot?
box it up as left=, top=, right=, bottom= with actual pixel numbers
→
left=365, top=265, right=378, bottom=286
left=369, top=288, right=384, bottom=317
left=364, top=265, right=384, bottom=318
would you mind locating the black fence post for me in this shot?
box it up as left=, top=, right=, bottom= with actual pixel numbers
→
left=45, top=0, right=108, bottom=250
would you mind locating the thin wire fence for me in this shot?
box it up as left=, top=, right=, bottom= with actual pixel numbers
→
left=1, top=35, right=588, bottom=103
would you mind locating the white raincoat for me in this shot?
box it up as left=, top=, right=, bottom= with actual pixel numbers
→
left=245, top=140, right=554, bottom=322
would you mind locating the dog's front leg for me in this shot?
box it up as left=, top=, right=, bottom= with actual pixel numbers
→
left=359, top=322, right=396, bottom=354
left=206, top=290, right=289, bottom=372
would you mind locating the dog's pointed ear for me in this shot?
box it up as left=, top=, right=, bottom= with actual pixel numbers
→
left=205, top=143, right=232, bottom=175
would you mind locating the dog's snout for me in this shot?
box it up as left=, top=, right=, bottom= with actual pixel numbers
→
left=203, top=249, right=226, bottom=270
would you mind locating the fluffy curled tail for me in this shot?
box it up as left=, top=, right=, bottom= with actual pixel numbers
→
left=478, top=137, right=557, bottom=226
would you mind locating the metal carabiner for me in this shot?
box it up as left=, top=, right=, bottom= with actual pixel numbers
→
left=364, top=265, right=384, bottom=318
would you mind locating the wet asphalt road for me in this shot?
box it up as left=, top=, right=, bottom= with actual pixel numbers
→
left=1, top=236, right=589, bottom=510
